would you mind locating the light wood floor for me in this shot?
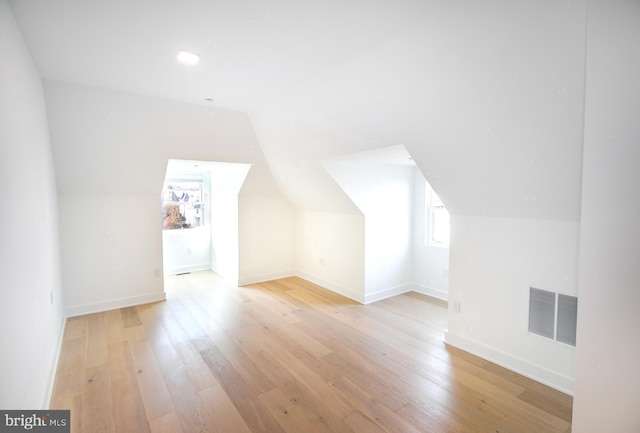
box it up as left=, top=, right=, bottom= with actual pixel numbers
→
left=51, top=271, right=572, bottom=433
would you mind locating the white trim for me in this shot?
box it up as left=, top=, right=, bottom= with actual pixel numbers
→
left=64, top=291, right=167, bottom=318
left=364, top=284, right=412, bottom=304
left=444, top=331, right=574, bottom=395
left=238, top=270, right=296, bottom=286
left=295, top=271, right=364, bottom=304
left=412, top=283, right=448, bottom=302
left=41, top=316, right=66, bottom=409
left=164, top=263, right=211, bottom=276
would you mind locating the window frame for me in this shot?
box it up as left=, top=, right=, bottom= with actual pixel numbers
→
left=161, top=178, right=204, bottom=230
left=425, top=182, right=450, bottom=247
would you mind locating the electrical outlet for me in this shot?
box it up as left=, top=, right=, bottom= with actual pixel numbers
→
left=318, top=258, right=327, bottom=267
left=452, top=300, right=461, bottom=313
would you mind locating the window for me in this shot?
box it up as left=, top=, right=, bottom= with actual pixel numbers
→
left=162, top=180, right=203, bottom=229
left=425, top=182, right=450, bottom=246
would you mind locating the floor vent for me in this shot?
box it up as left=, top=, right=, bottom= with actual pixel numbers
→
left=528, top=287, right=577, bottom=346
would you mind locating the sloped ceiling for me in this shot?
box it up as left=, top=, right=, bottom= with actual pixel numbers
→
left=9, top=0, right=586, bottom=219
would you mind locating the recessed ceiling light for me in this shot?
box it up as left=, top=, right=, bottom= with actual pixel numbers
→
left=177, top=50, right=200, bottom=65
left=204, top=98, right=214, bottom=102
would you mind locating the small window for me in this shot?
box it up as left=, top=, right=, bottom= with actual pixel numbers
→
left=162, top=180, right=203, bottom=229
left=425, top=182, right=450, bottom=246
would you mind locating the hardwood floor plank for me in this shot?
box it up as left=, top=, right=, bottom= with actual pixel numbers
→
left=105, top=309, right=127, bottom=344
left=202, top=331, right=276, bottom=397
left=243, top=282, right=302, bottom=324
left=83, top=364, right=115, bottom=433
left=199, top=343, right=285, bottom=433
left=125, top=320, right=148, bottom=343
left=395, top=402, right=466, bottom=433
left=230, top=325, right=355, bottom=431
left=321, top=351, right=410, bottom=412
left=63, top=316, right=87, bottom=341
left=85, top=313, right=108, bottom=368
left=52, top=336, right=85, bottom=399
left=130, top=340, right=175, bottom=420
left=167, top=389, right=216, bottom=433
left=143, top=316, right=216, bottom=433
left=198, top=384, right=253, bottom=433
left=257, top=388, right=328, bottom=433
left=108, top=341, right=151, bottom=433
left=518, top=388, right=573, bottom=424
left=121, top=306, right=143, bottom=328
left=50, top=271, right=572, bottom=433
left=50, top=394, right=84, bottom=433
left=295, top=292, right=569, bottom=433
left=342, top=411, right=392, bottom=433
left=148, top=412, right=183, bottom=433
left=330, top=376, right=423, bottom=433
left=242, top=295, right=333, bottom=359
left=252, top=326, right=354, bottom=419
left=157, top=301, right=220, bottom=391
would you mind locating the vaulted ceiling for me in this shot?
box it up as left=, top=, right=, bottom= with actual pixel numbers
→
left=10, top=0, right=587, bottom=220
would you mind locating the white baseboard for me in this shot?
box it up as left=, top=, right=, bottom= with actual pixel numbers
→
left=444, top=331, right=574, bottom=395
left=164, top=263, right=211, bottom=276
left=412, top=283, right=448, bottom=302
left=239, top=270, right=296, bottom=286
left=64, top=291, right=167, bottom=318
left=42, top=316, right=66, bottom=409
left=364, top=284, right=413, bottom=304
left=296, top=271, right=364, bottom=304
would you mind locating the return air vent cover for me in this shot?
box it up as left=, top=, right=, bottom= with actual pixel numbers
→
left=528, top=288, right=556, bottom=339
left=556, top=294, right=578, bottom=346
left=528, top=287, right=578, bottom=347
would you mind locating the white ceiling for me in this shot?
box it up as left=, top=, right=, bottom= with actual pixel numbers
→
left=10, top=0, right=450, bottom=112
left=9, top=0, right=587, bottom=220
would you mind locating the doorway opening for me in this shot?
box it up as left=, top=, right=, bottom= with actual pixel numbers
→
left=160, top=159, right=250, bottom=285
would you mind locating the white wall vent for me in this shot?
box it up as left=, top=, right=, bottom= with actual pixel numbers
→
left=556, top=294, right=578, bottom=346
left=528, top=287, right=577, bottom=347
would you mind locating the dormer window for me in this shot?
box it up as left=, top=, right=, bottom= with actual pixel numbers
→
left=425, top=182, right=450, bottom=247
left=162, top=180, right=203, bottom=229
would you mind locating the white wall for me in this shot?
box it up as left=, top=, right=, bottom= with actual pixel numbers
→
left=60, top=195, right=165, bottom=316
left=248, top=107, right=369, bottom=215
left=322, top=159, right=414, bottom=302
left=44, top=82, right=293, bottom=311
left=296, top=210, right=365, bottom=303
left=276, top=0, right=586, bottom=222
left=209, top=163, right=250, bottom=284
left=0, top=0, right=65, bottom=408
left=446, top=216, right=580, bottom=394
left=159, top=159, right=296, bottom=287
left=412, top=170, right=449, bottom=300
left=238, top=194, right=296, bottom=285
left=162, top=227, right=211, bottom=275
left=572, top=0, right=640, bottom=430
